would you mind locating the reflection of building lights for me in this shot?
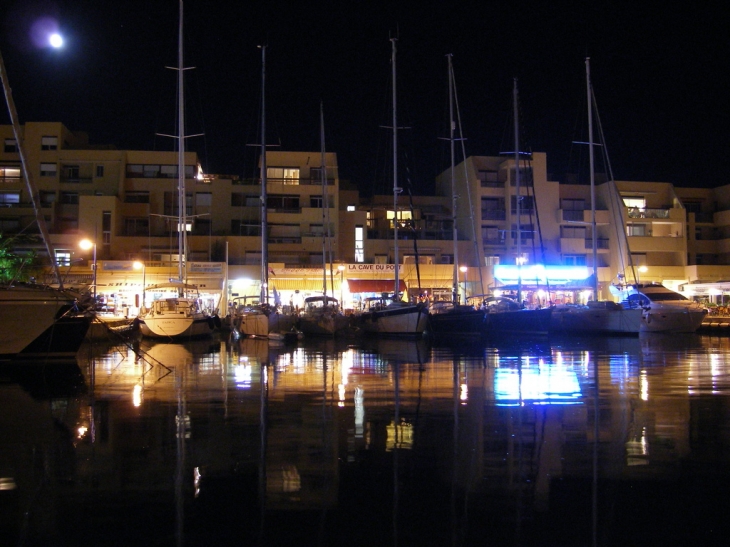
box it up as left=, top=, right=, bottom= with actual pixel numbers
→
left=354, top=386, right=364, bottom=438
left=234, top=364, right=252, bottom=389
left=460, top=383, right=468, bottom=403
left=386, top=418, right=414, bottom=451
left=77, top=425, right=88, bottom=438
left=267, top=464, right=301, bottom=493
left=0, top=477, right=17, bottom=491
left=338, top=383, right=346, bottom=403
left=640, top=370, right=649, bottom=401
left=133, top=384, right=143, bottom=407
left=175, top=414, right=191, bottom=439
left=626, top=426, right=649, bottom=466
left=194, top=467, right=202, bottom=498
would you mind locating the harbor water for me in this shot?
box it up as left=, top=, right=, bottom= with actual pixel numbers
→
left=2, top=331, right=730, bottom=546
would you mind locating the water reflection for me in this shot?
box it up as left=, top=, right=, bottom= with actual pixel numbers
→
left=2, top=333, right=730, bottom=545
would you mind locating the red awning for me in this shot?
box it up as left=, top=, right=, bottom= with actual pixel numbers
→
left=347, top=279, right=407, bottom=293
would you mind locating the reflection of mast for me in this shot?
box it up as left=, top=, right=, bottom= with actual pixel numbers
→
left=592, top=358, right=599, bottom=546
left=392, top=362, right=400, bottom=546
left=258, top=363, right=268, bottom=544
left=451, top=357, right=459, bottom=546
left=175, top=370, right=187, bottom=546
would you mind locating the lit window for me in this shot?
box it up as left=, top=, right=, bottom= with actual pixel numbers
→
left=0, top=167, right=20, bottom=181
left=55, top=251, right=71, bottom=266
left=355, top=226, right=364, bottom=263
left=0, top=192, right=20, bottom=204
left=347, top=205, right=355, bottom=212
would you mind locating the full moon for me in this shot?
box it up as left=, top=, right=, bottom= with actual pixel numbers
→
left=49, top=33, right=63, bottom=48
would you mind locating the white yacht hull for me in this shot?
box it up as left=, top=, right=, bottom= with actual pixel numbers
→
left=551, top=305, right=643, bottom=335
left=641, top=307, right=707, bottom=333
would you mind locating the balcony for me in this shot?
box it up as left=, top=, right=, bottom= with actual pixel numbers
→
left=268, top=236, right=302, bottom=244
left=627, top=235, right=685, bottom=253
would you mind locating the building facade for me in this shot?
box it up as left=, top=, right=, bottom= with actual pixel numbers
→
left=4, top=121, right=730, bottom=312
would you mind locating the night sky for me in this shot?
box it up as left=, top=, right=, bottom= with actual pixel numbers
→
left=1, top=1, right=727, bottom=196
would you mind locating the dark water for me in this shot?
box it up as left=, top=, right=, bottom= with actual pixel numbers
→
left=2, top=331, right=730, bottom=546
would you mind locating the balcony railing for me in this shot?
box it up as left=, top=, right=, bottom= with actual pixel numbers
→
left=584, top=238, right=609, bottom=249
left=60, top=176, right=93, bottom=184
left=627, top=207, right=670, bottom=219
left=562, top=210, right=585, bottom=221
left=268, top=236, right=302, bottom=244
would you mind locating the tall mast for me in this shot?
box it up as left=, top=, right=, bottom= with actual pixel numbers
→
left=320, top=101, right=328, bottom=297
left=176, top=0, right=186, bottom=283
left=448, top=54, right=459, bottom=303
left=513, top=78, right=522, bottom=305
left=259, top=45, right=268, bottom=305
left=391, top=38, right=401, bottom=300
left=586, top=57, right=598, bottom=300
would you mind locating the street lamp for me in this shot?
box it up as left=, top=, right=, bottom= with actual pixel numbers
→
left=133, top=261, right=146, bottom=311
left=459, top=265, right=467, bottom=304
left=79, top=238, right=97, bottom=301
left=637, top=265, right=648, bottom=284
left=337, top=264, right=345, bottom=306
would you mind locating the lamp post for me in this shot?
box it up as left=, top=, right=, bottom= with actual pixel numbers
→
left=338, top=264, right=345, bottom=306
left=133, top=261, right=146, bottom=311
left=79, top=239, right=97, bottom=301
left=459, top=265, right=467, bottom=304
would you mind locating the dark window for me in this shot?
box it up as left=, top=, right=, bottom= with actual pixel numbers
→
left=60, top=192, right=78, bottom=204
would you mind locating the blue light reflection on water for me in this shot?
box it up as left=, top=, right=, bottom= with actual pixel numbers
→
left=4, top=333, right=730, bottom=545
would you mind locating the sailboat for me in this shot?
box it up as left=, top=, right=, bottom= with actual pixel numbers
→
left=298, top=104, right=350, bottom=337
left=549, top=58, right=643, bottom=336
left=428, top=55, right=487, bottom=339
left=356, top=39, right=429, bottom=337
left=486, top=79, right=553, bottom=336
left=232, top=45, right=296, bottom=341
left=138, top=0, right=215, bottom=340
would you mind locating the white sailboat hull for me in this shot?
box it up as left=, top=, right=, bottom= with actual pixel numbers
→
left=0, top=284, right=92, bottom=360
left=138, top=313, right=214, bottom=338
left=358, top=304, right=429, bottom=337
left=235, top=310, right=296, bottom=339
left=299, top=313, right=350, bottom=336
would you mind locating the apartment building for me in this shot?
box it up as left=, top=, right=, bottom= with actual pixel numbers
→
left=437, top=151, right=730, bottom=301
left=4, top=121, right=730, bottom=308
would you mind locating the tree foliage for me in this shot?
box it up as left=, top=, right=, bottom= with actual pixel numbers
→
left=0, top=234, right=40, bottom=284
